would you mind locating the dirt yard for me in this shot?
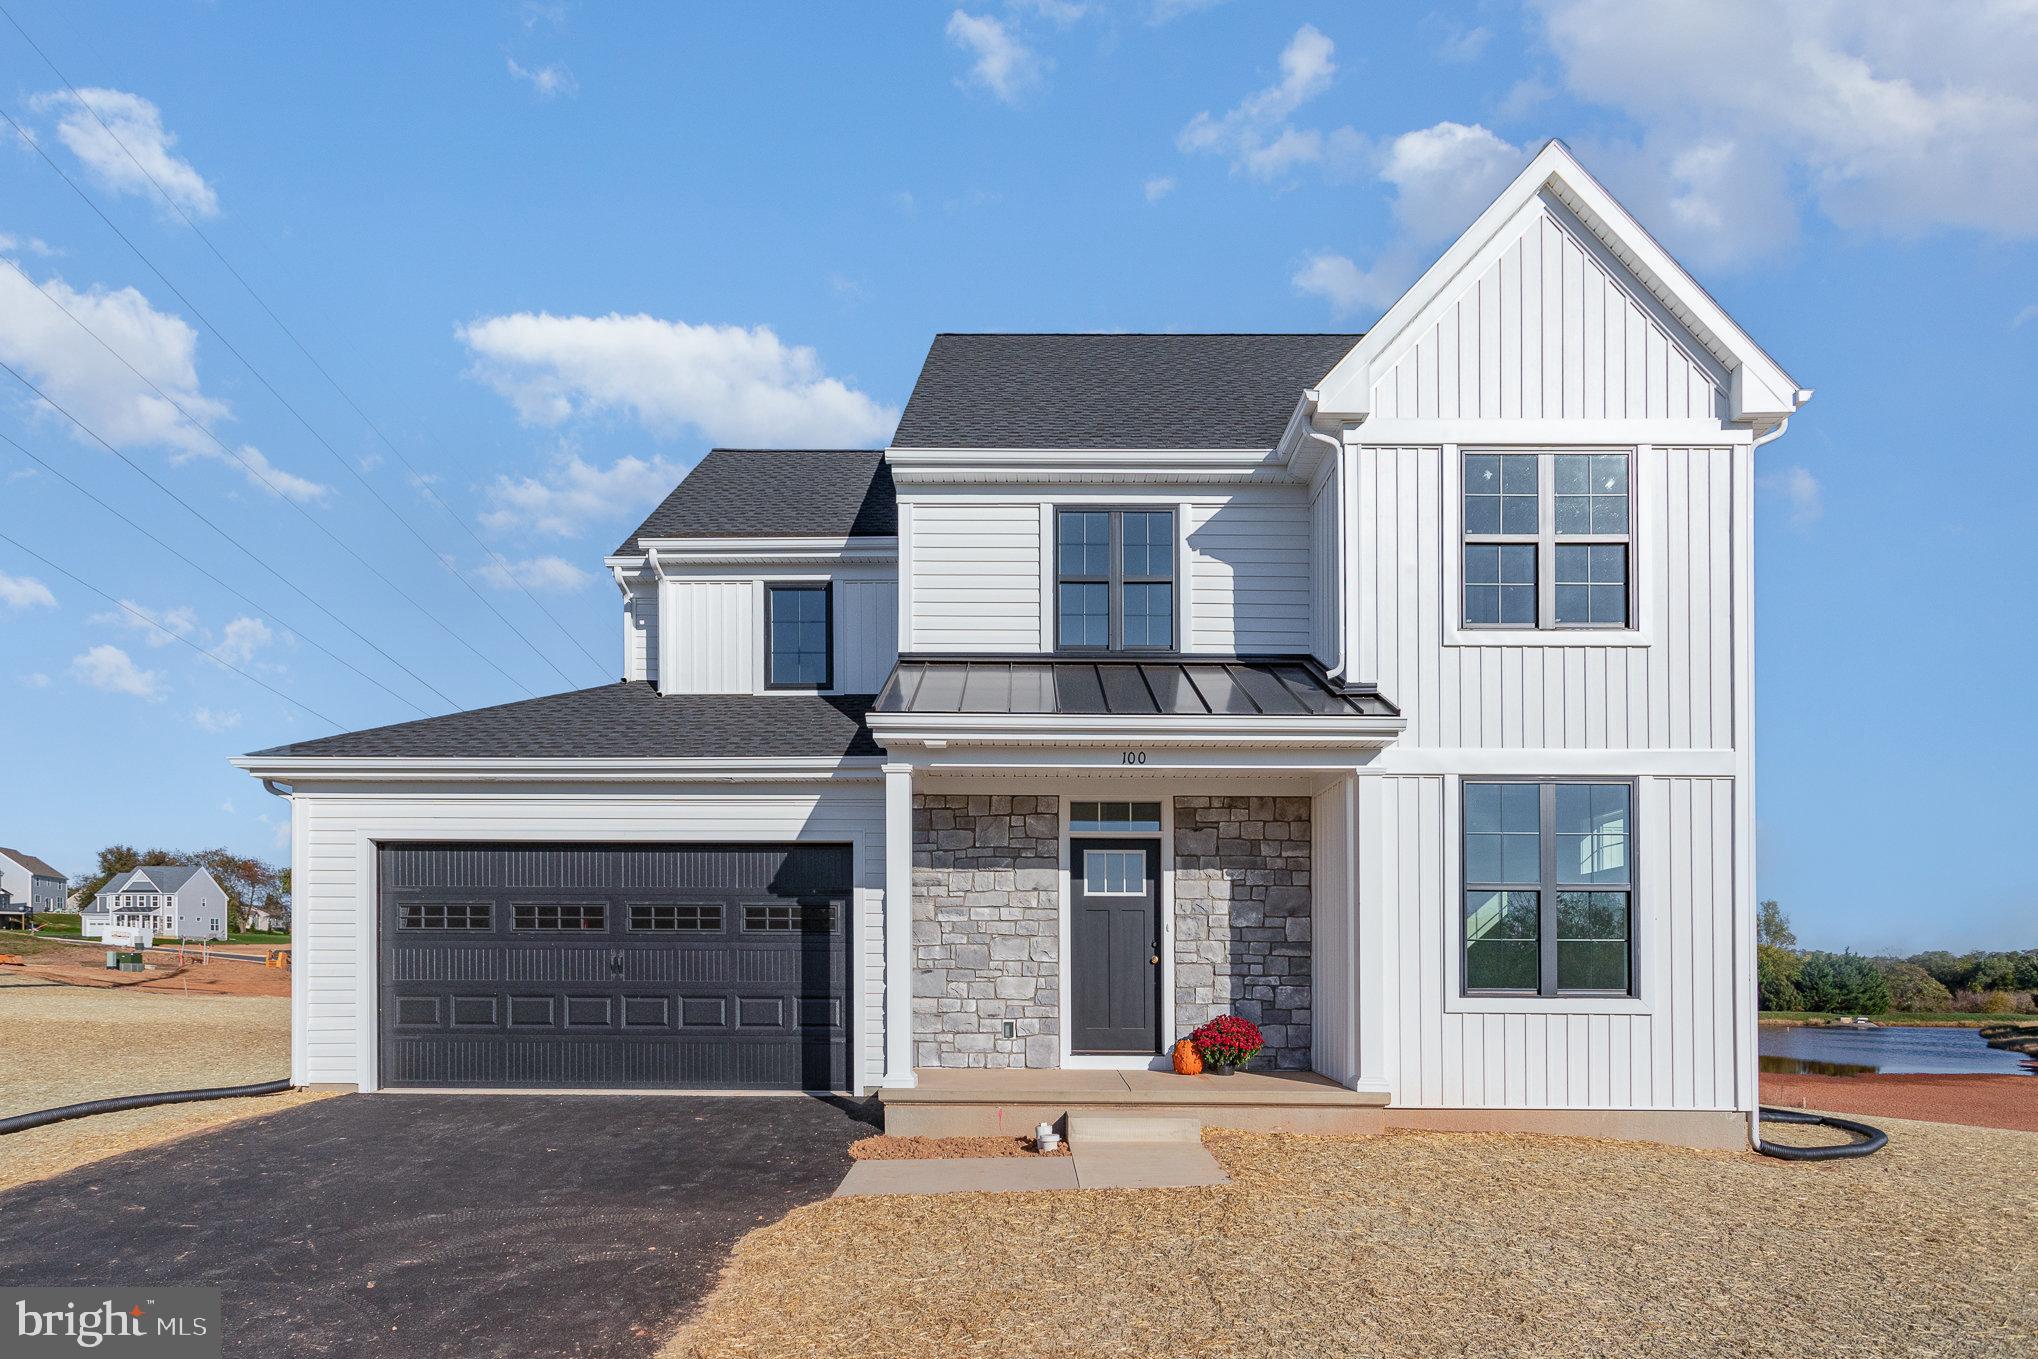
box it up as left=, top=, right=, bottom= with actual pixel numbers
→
left=2, top=934, right=290, bottom=997
left=0, top=978, right=321, bottom=1192
left=1764, top=1071, right=2036, bottom=1132
left=664, top=1117, right=2037, bottom=1359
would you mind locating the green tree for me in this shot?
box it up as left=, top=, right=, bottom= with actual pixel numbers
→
left=1756, top=899, right=1796, bottom=948
left=1758, top=945, right=1804, bottom=1011
left=1877, top=961, right=1953, bottom=1013
left=1969, top=952, right=2020, bottom=993
left=1795, top=951, right=1891, bottom=1015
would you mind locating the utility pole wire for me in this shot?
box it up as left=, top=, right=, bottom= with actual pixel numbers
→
left=0, top=428, right=433, bottom=718
left=0, top=530, right=343, bottom=731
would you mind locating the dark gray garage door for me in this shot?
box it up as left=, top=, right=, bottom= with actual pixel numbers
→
left=378, top=842, right=851, bottom=1090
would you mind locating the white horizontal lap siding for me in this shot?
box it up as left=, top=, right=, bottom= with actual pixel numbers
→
left=1185, top=496, right=1311, bottom=654
left=293, top=784, right=887, bottom=1090
left=623, top=592, right=657, bottom=683
left=908, top=502, right=1042, bottom=651
left=1360, top=445, right=1734, bottom=750
left=663, top=578, right=755, bottom=694
left=1370, top=193, right=1728, bottom=422
left=1363, top=773, right=1738, bottom=1111
left=837, top=579, right=899, bottom=692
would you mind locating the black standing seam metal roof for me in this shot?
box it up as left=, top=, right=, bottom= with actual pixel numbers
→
left=245, top=684, right=883, bottom=760
left=875, top=657, right=1398, bottom=719
left=614, top=449, right=895, bottom=556
left=890, top=333, right=1364, bottom=450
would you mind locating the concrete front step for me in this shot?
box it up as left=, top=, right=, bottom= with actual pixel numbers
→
left=1066, top=1112, right=1202, bottom=1145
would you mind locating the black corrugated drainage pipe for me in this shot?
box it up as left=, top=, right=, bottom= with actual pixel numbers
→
left=1754, top=1105, right=1887, bottom=1160
left=0, top=1079, right=292, bottom=1137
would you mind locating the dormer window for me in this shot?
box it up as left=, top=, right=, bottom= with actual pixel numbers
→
left=1055, top=508, right=1175, bottom=651
left=766, top=584, right=832, bottom=689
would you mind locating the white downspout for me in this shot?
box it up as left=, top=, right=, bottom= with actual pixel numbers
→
left=1297, top=395, right=1349, bottom=682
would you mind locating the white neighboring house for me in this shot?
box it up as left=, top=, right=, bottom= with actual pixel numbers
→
left=233, top=143, right=1807, bottom=1151
left=82, top=865, right=230, bottom=942
left=0, top=848, right=67, bottom=925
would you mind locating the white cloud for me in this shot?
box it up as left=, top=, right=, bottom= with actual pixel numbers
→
left=1178, top=24, right=1338, bottom=180
left=480, top=451, right=685, bottom=538
left=29, top=88, right=218, bottom=218
left=0, top=258, right=330, bottom=502
left=2013, top=303, right=2038, bottom=329
left=1760, top=465, right=1824, bottom=526
left=71, top=644, right=165, bottom=700
left=0, top=232, right=57, bottom=257
left=947, top=11, right=1042, bottom=104
left=0, top=571, right=56, bottom=609
left=1143, top=175, right=1176, bottom=203
left=506, top=56, right=578, bottom=98
left=211, top=616, right=273, bottom=667
left=1291, top=251, right=1416, bottom=317
left=1435, top=24, right=1493, bottom=64
left=1013, top=0, right=1087, bottom=24
left=1378, top=123, right=1522, bottom=241
left=91, top=598, right=199, bottom=647
left=457, top=312, right=897, bottom=447
left=1530, top=0, right=2038, bottom=263
left=20, top=671, right=51, bottom=688
left=194, top=708, right=243, bottom=733
left=473, top=554, right=594, bottom=592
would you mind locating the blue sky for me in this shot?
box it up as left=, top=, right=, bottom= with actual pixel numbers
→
left=0, top=2, right=2031, bottom=951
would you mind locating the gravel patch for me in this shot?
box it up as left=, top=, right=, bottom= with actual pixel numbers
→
left=664, top=1118, right=2037, bottom=1358
left=850, top=1135, right=1068, bottom=1159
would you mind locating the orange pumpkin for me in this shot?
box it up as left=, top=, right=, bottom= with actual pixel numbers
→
left=1171, top=1038, right=1204, bottom=1076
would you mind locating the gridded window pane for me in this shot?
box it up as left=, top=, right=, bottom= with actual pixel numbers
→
left=1466, top=890, right=1540, bottom=990
left=400, top=901, right=490, bottom=930
left=1558, top=891, right=1631, bottom=991
left=1464, top=545, right=1537, bottom=625
left=1058, top=511, right=1110, bottom=576
left=1059, top=582, right=1110, bottom=647
left=1122, top=582, right=1173, bottom=648
left=1465, top=454, right=1538, bottom=537
left=629, top=903, right=722, bottom=932
left=742, top=902, right=836, bottom=932
left=767, top=586, right=829, bottom=686
left=513, top=903, right=605, bottom=930
left=1555, top=454, right=1632, bottom=535
left=1555, top=784, right=1631, bottom=885
left=1553, top=545, right=1628, bottom=626
left=1083, top=849, right=1147, bottom=896
left=1465, top=782, right=1541, bottom=884
left=1121, top=511, right=1174, bottom=578
left=1070, top=801, right=1163, bottom=832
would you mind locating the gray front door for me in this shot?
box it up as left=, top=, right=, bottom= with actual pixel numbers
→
left=1070, top=838, right=1161, bottom=1054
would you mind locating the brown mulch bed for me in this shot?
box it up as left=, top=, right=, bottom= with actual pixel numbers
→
left=663, top=1118, right=2037, bottom=1358
left=849, top=1135, right=1069, bottom=1159
left=1764, top=1071, right=2037, bottom=1132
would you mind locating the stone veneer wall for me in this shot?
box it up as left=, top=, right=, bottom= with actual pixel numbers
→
left=911, top=794, right=1061, bottom=1068
left=1173, top=795, right=1313, bottom=1070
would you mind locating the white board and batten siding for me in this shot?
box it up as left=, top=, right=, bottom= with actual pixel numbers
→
left=657, top=574, right=897, bottom=695
left=290, top=784, right=888, bottom=1092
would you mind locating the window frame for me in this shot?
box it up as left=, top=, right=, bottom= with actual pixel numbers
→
left=1459, top=776, right=1639, bottom=1000
left=1461, top=450, right=1635, bottom=632
left=763, top=581, right=833, bottom=691
left=1053, top=506, right=1177, bottom=653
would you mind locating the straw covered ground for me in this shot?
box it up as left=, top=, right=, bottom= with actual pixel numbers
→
left=0, top=980, right=322, bottom=1192
left=665, top=1117, right=2037, bottom=1359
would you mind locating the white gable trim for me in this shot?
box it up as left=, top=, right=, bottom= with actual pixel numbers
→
left=1317, top=141, right=1809, bottom=426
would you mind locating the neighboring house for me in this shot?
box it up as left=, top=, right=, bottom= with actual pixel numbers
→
left=233, top=143, right=1806, bottom=1150
left=0, top=887, right=19, bottom=930
left=0, top=848, right=67, bottom=920
left=81, top=865, right=230, bottom=942
left=246, top=905, right=288, bottom=933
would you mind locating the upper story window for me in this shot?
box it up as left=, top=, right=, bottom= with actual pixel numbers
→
left=1463, top=452, right=1631, bottom=630
left=1463, top=780, right=1635, bottom=998
left=1056, top=508, right=1174, bottom=651
left=766, top=584, right=832, bottom=689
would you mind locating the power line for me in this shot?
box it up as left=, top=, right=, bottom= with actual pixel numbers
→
left=0, top=95, right=582, bottom=692
left=0, top=427, right=433, bottom=719
left=0, top=250, right=511, bottom=701
left=0, top=353, right=467, bottom=711
left=0, top=530, right=343, bottom=731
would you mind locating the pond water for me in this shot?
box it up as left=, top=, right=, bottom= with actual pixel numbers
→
left=1759, top=1024, right=2035, bottom=1077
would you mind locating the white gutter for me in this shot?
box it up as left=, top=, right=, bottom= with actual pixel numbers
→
left=229, top=756, right=886, bottom=784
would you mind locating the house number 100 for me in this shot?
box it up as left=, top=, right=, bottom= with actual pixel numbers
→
left=1120, top=751, right=1148, bottom=765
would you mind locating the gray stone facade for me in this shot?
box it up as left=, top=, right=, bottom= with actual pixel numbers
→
left=1173, top=795, right=1313, bottom=1070
left=911, top=794, right=1061, bottom=1068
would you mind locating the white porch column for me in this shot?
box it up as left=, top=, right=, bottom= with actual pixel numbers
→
left=1352, top=774, right=1394, bottom=1098
left=882, top=760, right=918, bottom=1088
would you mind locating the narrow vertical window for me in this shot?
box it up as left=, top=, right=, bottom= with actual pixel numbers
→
left=766, top=584, right=831, bottom=689
left=1056, top=508, right=1174, bottom=650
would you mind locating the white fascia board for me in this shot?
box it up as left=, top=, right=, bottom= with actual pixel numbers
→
left=1316, top=140, right=1806, bottom=426
left=884, top=447, right=1293, bottom=485
left=639, top=536, right=897, bottom=567
left=866, top=711, right=1405, bottom=749
left=228, top=755, right=886, bottom=784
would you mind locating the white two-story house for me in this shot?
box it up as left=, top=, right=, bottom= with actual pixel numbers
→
left=82, top=864, right=231, bottom=942
left=235, top=143, right=1807, bottom=1150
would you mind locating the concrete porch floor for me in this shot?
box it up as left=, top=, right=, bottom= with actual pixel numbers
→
left=881, top=1067, right=1387, bottom=1137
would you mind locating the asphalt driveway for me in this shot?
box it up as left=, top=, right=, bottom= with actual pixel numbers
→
left=0, top=1093, right=873, bottom=1358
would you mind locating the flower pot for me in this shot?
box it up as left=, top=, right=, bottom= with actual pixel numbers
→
left=1205, top=1062, right=1237, bottom=1077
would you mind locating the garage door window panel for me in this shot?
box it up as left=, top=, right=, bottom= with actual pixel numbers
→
left=514, top=902, right=607, bottom=931
left=629, top=903, right=723, bottom=932
left=399, top=901, right=492, bottom=931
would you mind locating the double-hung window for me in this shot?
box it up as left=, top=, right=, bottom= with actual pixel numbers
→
left=1463, top=780, right=1635, bottom=997
left=1056, top=508, right=1175, bottom=650
left=1463, top=452, right=1632, bottom=629
left=765, top=583, right=831, bottom=689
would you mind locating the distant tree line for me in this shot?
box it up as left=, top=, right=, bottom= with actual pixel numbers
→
left=1757, top=900, right=2037, bottom=1015
left=69, top=844, right=289, bottom=935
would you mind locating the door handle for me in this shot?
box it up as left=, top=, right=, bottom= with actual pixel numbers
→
left=1150, top=954, right=1160, bottom=965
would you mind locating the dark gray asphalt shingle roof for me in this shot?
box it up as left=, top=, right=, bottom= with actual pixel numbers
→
left=0, top=848, right=64, bottom=878
left=246, top=683, right=883, bottom=761
left=614, top=450, right=894, bottom=555
left=890, top=333, right=1363, bottom=450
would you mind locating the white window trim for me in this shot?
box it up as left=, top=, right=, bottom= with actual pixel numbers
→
left=1441, top=442, right=1659, bottom=649
left=1058, top=789, right=1176, bottom=1071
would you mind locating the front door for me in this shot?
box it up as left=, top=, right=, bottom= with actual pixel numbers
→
left=1070, top=838, right=1161, bottom=1054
